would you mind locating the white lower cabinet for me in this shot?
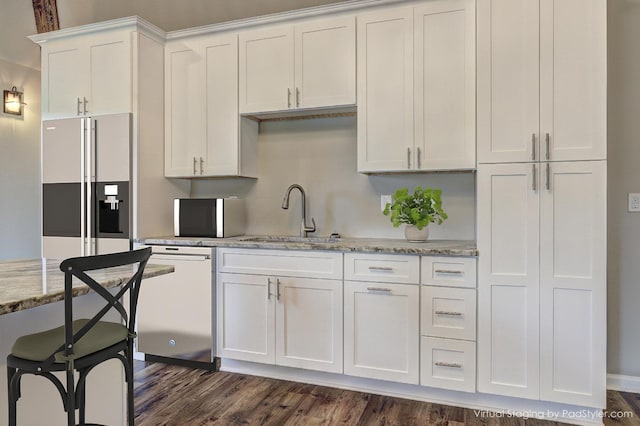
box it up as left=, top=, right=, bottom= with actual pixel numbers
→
left=217, top=249, right=343, bottom=374
left=421, top=337, right=476, bottom=393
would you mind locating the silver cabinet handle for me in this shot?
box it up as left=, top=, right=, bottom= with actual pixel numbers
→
left=287, top=88, right=292, bottom=108
left=545, top=133, right=550, bottom=160
left=367, top=287, right=392, bottom=292
left=531, top=133, right=536, bottom=160
left=83, top=97, right=89, bottom=114
left=435, top=362, right=462, bottom=368
left=276, top=278, right=281, bottom=301
left=407, top=147, right=411, bottom=169
left=267, top=278, right=272, bottom=300
left=199, top=157, right=204, bottom=175
left=77, top=97, right=82, bottom=116
left=546, top=163, right=551, bottom=191
left=417, top=147, right=422, bottom=169
left=532, top=164, right=537, bottom=191
left=434, top=269, right=463, bottom=275
left=368, top=266, right=393, bottom=272
left=296, top=88, right=300, bottom=108
left=193, top=157, right=197, bottom=175
left=435, top=311, right=463, bottom=316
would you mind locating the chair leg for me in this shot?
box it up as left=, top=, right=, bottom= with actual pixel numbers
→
left=125, top=342, right=135, bottom=426
left=66, top=367, right=76, bottom=426
left=77, top=369, right=88, bottom=426
left=7, top=366, right=18, bottom=426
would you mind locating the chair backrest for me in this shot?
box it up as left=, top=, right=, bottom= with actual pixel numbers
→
left=55, top=247, right=152, bottom=362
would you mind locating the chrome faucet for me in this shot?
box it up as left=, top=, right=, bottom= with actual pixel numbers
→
left=281, top=184, right=316, bottom=237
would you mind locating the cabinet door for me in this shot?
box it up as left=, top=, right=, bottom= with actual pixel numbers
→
left=239, top=26, right=294, bottom=113
left=294, top=16, right=355, bottom=109
left=88, top=33, right=132, bottom=115
left=344, top=281, right=419, bottom=384
left=164, top=42, right=206, bottom=177
left=357, top=8, right=414, bottom=172
left=41, top=40, right=89, bottom=118
left=477, top=0, right=540, bottom=163
left=539, top=161, right=606, bottom=407
left=275, top=277, right=343, bottom=373
left=414, top=0, right=475, bottom=170
left=477, top=163, right=540, bottom=399
left=203, top=34, right=240, bottom=176
left=539, top=0, right=606, bottom=161
left=216, top=273, right=275, bottom=364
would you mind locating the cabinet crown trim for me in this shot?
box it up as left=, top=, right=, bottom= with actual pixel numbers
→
left=28, top=16, right=166, bottom=45
left=166, top=0, right=409, bottom=40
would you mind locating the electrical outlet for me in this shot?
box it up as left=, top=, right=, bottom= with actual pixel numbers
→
left=381, top=195, right=392, bottom=212
left=628, top=193, right=640, bottom=212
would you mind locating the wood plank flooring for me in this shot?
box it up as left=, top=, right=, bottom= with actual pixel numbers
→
left=134, top=361, right=640, bottom=425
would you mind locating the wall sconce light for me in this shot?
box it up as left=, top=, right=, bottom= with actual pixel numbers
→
left=3, top=86, right=26, bottom=116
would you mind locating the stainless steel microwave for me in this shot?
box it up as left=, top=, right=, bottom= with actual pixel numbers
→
left=174, top=198, right=246, bottom=238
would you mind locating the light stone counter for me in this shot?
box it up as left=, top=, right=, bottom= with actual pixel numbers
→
left=0, top=258, right=175, bottom=315
left=138, top=235, right=478, bottom=257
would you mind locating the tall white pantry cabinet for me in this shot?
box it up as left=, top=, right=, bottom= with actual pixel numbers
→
left=476, top=0, right=607, bottom=409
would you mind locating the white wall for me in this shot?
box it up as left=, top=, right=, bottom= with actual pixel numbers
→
left=191, top=117, right=476, bottom=240
left=607, top=0, right=640, bottom=377
left=0, top=58, right=41, bottom=260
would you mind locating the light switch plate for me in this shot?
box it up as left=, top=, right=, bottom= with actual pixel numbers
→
left=381, top=195, right=392, bottom=212
left=628, top=193, right=640, bottom=212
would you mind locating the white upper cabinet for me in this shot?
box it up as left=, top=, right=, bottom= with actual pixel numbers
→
left=477, top=0, right=606, bottom=163
left=165, top=34, right=258, bottom=178
left=357, top=8, right=414, bottom=173
left=358, top=0, right=475, bottom=173
left=414, top=0, right=475, bottom=171
left=239, top=16, right=355, bottom=114
left=40, top=31, right=132, bottom=119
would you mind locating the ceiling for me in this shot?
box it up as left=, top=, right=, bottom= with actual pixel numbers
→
left=1, top=0, right=348, bottom=70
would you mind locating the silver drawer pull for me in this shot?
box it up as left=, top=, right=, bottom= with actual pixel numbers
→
left=435, top=362, right=462, bottom=369
left=435, top=311, right=463, bottom=316
left=367, top=287, right=392, bottom=293
left=368, top=266, right=393, bottom=272
left=434, top=269, right=463, bottom=275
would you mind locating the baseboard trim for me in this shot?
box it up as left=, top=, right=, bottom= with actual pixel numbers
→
left=607, top=374, right=640, bottom=393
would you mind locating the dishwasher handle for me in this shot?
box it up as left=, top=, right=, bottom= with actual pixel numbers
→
left=150, top=253, right=211, bottom=261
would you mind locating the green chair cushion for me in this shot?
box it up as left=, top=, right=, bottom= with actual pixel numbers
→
left=11, top=319, right=129, bottom=362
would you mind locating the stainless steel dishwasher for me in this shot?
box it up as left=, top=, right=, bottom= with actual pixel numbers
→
left=136, top=245, right=217, bottom=369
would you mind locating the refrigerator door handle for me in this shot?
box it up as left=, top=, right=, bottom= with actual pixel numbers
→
left=86, top=117, right=95, bottom=255
left=80, top=118, right=87, bottom=256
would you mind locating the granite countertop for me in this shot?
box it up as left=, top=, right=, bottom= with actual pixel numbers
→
left=0, top=259, right=174, bottom=316
left=139, top=235, right=478, bottom=257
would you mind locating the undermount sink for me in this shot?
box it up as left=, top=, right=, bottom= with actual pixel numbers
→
left=239, top=236, right=340, bottom=244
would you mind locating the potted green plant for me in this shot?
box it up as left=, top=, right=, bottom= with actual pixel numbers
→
left=382, top=186, right=448, bottom=241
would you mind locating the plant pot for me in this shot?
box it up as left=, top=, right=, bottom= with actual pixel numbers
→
left=404, top=224, right=429, bottom=242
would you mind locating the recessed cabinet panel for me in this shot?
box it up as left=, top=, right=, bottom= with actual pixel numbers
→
left=90, top=39, right=131, bottom=114
left=294, top=17, right=356, bottom=108
left=357, top=8, right=414, bottom=172
left=239, top=27, right=294, bottom=113
left=540, top=0, right=606, bottom=161
left=414, top=0, right=475, bottom=170
left=216, top=273, right=275, bottom=364
left=45, top=45, right=89, bottom=117
left=205, top=37, right=239, bottom=175
left=276, top=278, right=343, bottom=373
left=421, top=286, right=476, bottom=341
left=421, top=336, right=476, bottom=392
left=477, top=0, right=539, bottom=163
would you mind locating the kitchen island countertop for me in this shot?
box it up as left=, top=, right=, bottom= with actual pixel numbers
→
left=138, top=236, right=478, bottom=257
left=0, top=258, right=174, bottom=315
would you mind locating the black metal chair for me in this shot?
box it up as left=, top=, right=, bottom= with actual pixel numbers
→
left=6, top=247, right=152, bottom=426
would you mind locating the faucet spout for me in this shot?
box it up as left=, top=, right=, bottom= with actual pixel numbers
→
left=281, top=184, right=316, bottom=237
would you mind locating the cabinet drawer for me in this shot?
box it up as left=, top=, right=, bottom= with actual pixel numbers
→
left=420, top=337, right=476, bottom=393
left=421, top=256, right=476, bottom=288
left=344, top=253, right=419, bottom=284
left=421, top=286, right=476, bottom=341
left=217, top=248, right=342, bottom=279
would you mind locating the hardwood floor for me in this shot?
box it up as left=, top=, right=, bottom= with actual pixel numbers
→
left=134, top=361, right=640, bottom=425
